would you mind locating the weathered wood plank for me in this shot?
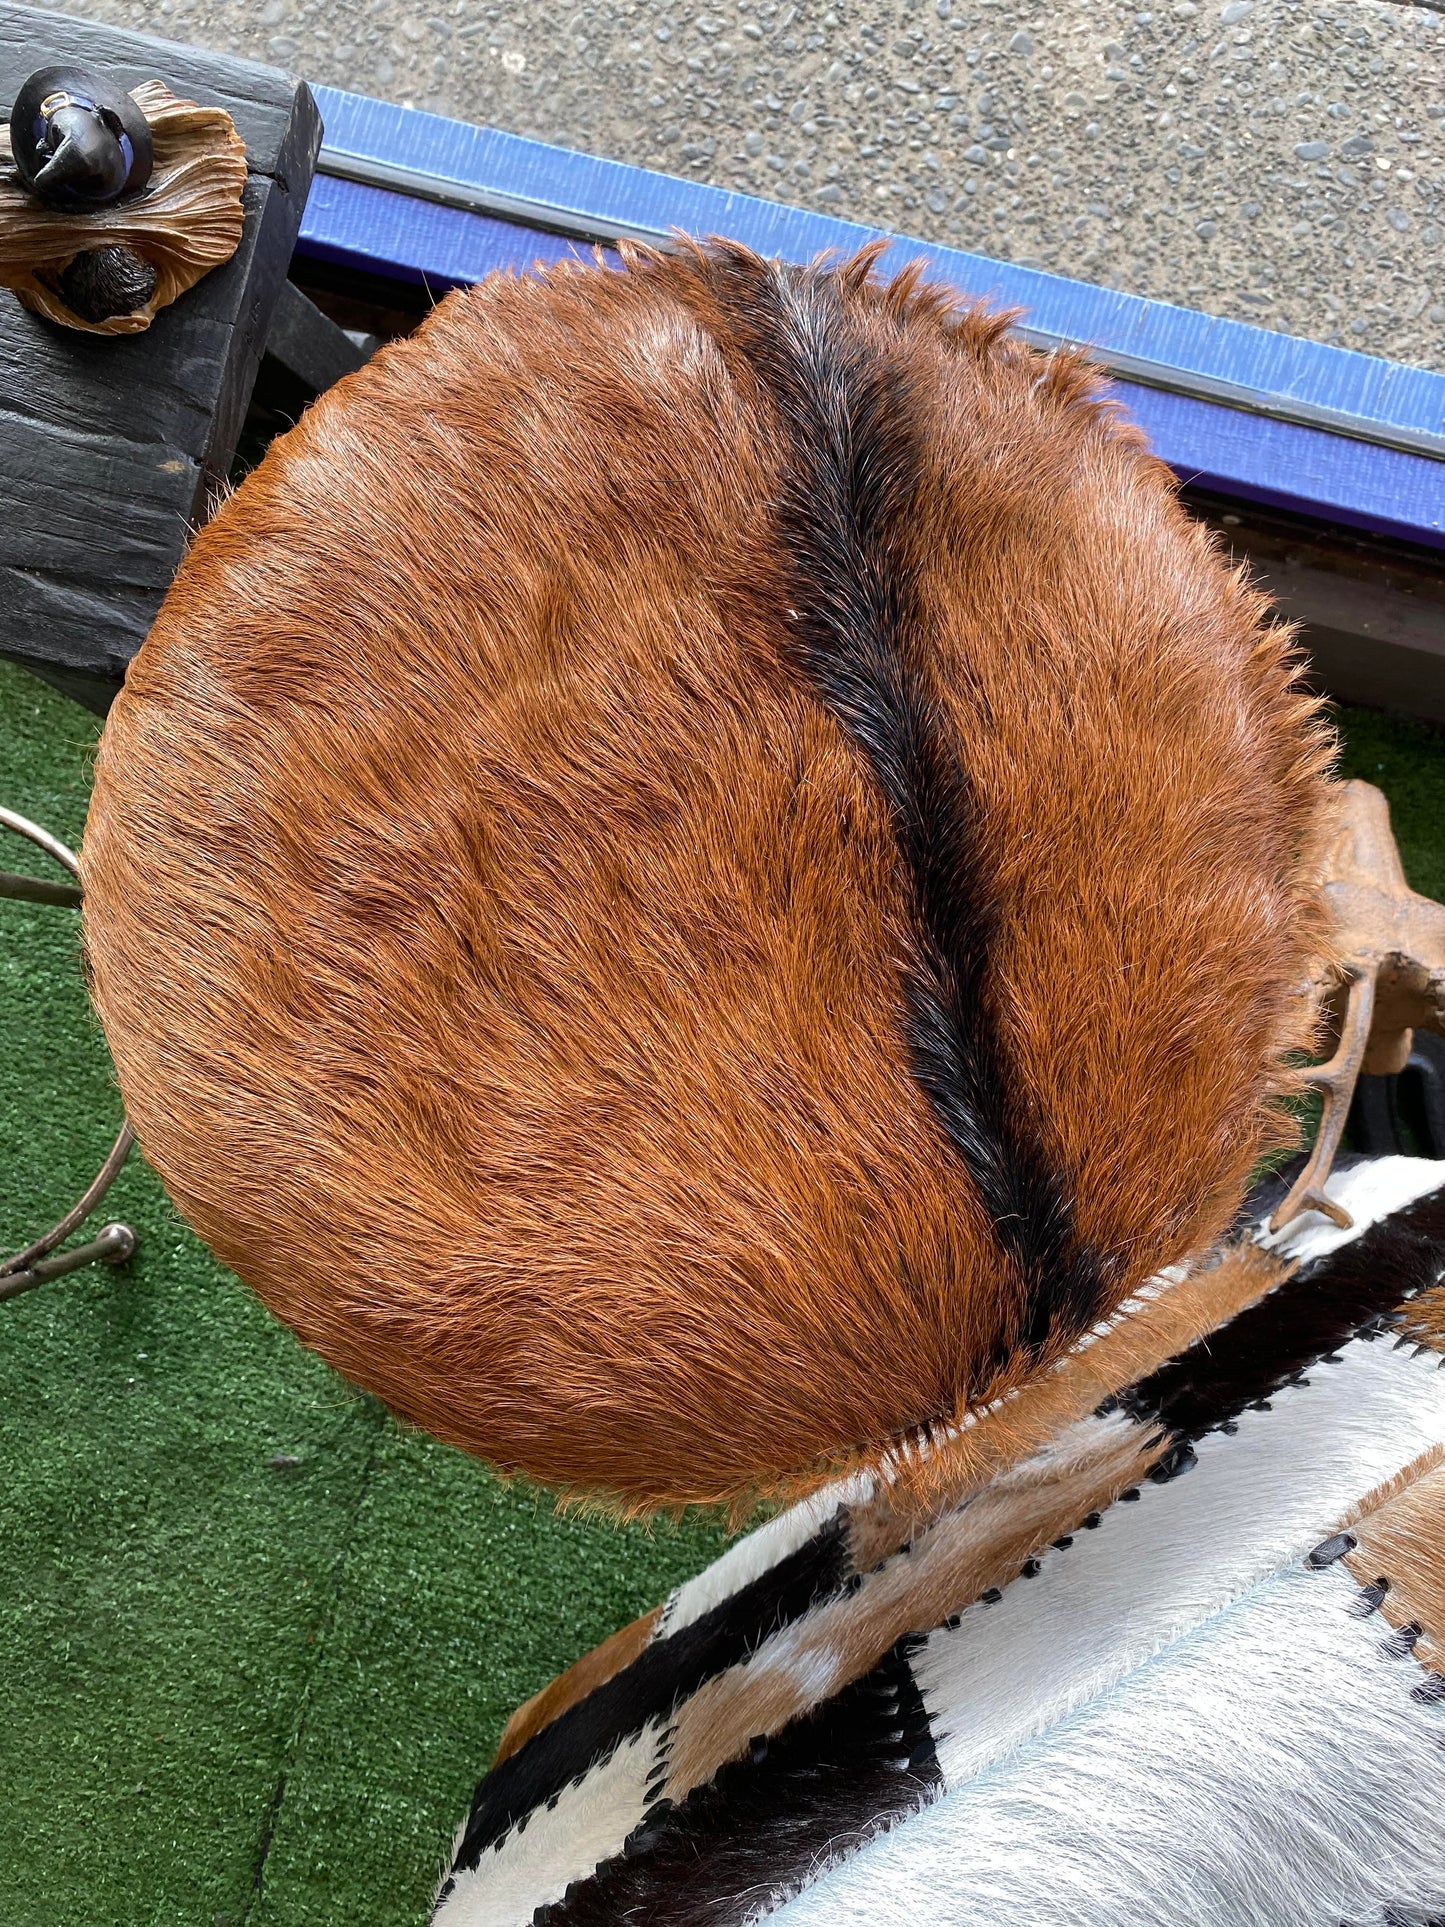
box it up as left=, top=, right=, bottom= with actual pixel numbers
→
left=0, top=2, right=312, bottom=175
left=200, top=173, right=313, bottom=503
left=264, top=278, right=368, bottom=395
left=5, top=572, right=155, bottom=680
left=0, top=259, right=251, bottom=452
left=0, top=4, right=322, bottom=691
left=22, top=660, right=133, bottom=714
left=1249, top=551, right=1445, bottom=727
left=5, top=412, right=198, bottom=586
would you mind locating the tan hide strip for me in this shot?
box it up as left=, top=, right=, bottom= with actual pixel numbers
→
left=845, top=1237, right=1289, bottom=1570
left=491, top=1605, right=663, bottom=1767
left=662, top=1411, right=1164, bottom=1804
left=1402, top=1285, right=1445, bottom=1356
left=1343, top=1450, right=1445, bottom=1678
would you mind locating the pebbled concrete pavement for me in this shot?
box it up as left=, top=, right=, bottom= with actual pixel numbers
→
left=31, top=0, right=1445, bottom=371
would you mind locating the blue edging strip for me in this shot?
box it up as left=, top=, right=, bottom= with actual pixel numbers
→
left=300, top=85, right=1445, bottom=549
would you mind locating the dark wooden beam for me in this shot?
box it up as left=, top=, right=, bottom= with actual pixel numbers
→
left=0, top=2, right=321, bottom=695
left=263, top=277, right=369, bottom=396
left=1189, top=493, right=1445, bottom=730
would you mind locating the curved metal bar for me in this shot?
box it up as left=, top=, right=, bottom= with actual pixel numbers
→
left=0, top=806, right=81, bottom=879
left=0, top=1221, right=137, bottom=1304
left=0, top=1121, right=136, bottom=1279
left=0, top=869, right=83, bottom=907
left=0, top=1117, right=136, bottom=1279
left=0, top=807, right=136, bottom=1292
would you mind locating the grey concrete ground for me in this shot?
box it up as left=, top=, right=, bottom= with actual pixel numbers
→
left=34, top=0, right=1445, bottom=370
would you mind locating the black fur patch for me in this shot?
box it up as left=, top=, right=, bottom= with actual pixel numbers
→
left=533, top=1635, right=941, bottom=1925
left=451, top=1510, right=851, bottom=1869
left=1120, top=1181, right=1445, bottom=1439
left=701, top=246, right=1107, bottom=1354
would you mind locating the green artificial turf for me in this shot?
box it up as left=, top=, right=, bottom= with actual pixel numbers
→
left=0, top=659, right=733, bottom=1925
left=1, top=658, right=1442, bottom=1925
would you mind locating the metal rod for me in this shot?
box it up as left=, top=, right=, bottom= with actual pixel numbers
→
left=0, top=868, right=83, bottom=907
left=0, top=806, right=80, bottom=878
left=1015, top=326, right=1445, bottom=467
left=0, top=805, right=137, bottom=1299
left=0, top=1221, right=136, bottom=1303
left=317, top=145, right=676, bottom=249
left=0, top=1122, right=136, bottom=1278
left=315, top=143, right=1445, bottom=468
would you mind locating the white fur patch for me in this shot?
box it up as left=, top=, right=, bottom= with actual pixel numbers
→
left=1260, top=1155, right=1445, bottom=1264
left=913, top=1333, right=1445, bottom=1788
left=432, top=1720, right=663, bottom=1926
left=661, top=1473, right=873, bottom=1637
left=770, top=1559, right=1445, bottom=1926
left=618, top=310, right=729, bottom=389
left=667, top=1407, right=1149, bottom=1800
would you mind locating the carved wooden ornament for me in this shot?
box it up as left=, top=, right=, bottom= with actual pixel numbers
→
left=0, top=80, right=246, bottom=334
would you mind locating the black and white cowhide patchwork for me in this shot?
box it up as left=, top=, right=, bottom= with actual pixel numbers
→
left=434, top=1155, right=1445, bottom=1927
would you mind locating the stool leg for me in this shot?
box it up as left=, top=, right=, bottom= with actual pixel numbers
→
left=0, top=1221, right=137, bottom=1303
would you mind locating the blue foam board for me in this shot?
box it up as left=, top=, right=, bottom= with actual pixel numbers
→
left=299, top=86, right=1445, bottom=547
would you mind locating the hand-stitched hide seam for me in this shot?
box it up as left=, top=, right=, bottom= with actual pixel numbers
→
left=1403, top=1282, right=1445, bottom=1357
left=436, top=1170, right=1445, bottom=1920
left=1115, top=1184, right=1445, bottom=1441
left=453, top=1515, right=850, bottom=1868
left=529, top=1636, right=941, bottom=1927
left=657, top=1408, right=1164, bottom=1805
left=492, top=1606, right=663, bottom=1769
left=841, top=1237, right=1293, bottom=1563
left=1343, top=1457, right=1445, bottom=1678
left=507, top=1234, right=1290, bottom=1810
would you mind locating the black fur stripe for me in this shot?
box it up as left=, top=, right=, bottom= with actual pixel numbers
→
left=1118, top=1179, right=1445, bottom=1439
left=451, top=1510, right=851, bottom=1869
left=705, top=247, right=1106, bottom=1351
left=532, top=1635, right=942, bottom=1926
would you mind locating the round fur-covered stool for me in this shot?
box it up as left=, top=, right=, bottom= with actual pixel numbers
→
left=82, top=239, right=1339, bottom=1518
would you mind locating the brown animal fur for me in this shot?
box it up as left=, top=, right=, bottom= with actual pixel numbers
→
left=1404, top=1285, right=1445, bottom=1355
left=1344, top=1451, right=1445, bottom=1677
left=81, top=241, right=1335, bottom=1516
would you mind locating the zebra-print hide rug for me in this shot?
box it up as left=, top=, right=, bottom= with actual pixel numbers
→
left=434, top=1153, right=1445, bottom=1927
